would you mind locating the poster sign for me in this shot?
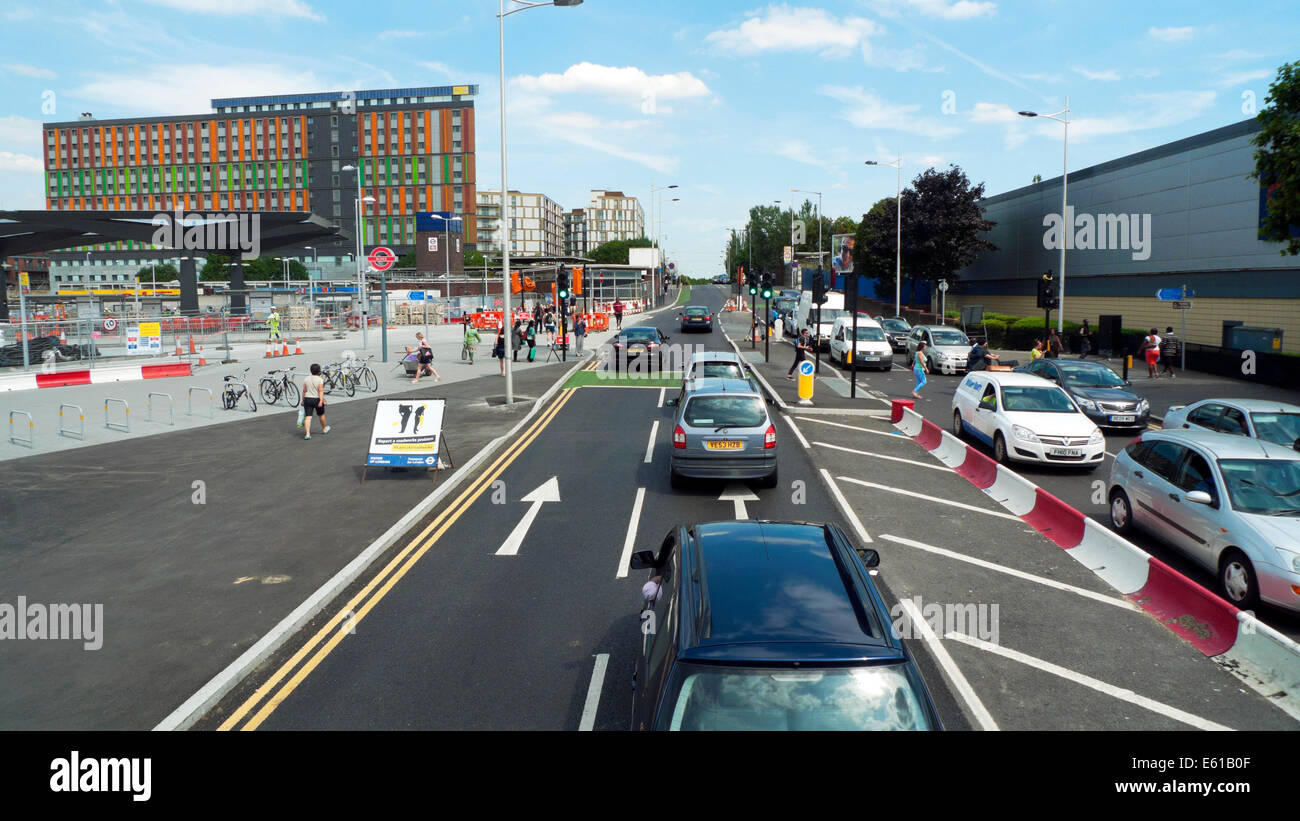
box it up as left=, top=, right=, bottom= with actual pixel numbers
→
left=832, top=234, right=855, bottom=275
left=126, top=322, right=163, bottom=355
left=366, top=398, right=445, bottom=467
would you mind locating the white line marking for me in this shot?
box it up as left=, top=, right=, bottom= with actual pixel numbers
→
left=616, top=487, right=646, bottom=579
left=943, top=632, right=1232, bottom=731
left=495, top=477, right=562, bottom=556
left=657, top=388, right=665, bottom=408
left=898, top=598, right=999, bottom=731
left=719, top=483, right=758, bottom=519
left=837, top=476, right=1021, bottom=521
left=579, top=653, right=610, bottom=731
left=644, top=420, right=659, bottom=464
left=783, top=415, right=810, bottom=449
left=796, top=416, right=906, bottom=439
left=815, top=441, right=950, bottom=472
left=879, top=533, right=1136, bottom=611
left=819, top=469, right=871, bottom=543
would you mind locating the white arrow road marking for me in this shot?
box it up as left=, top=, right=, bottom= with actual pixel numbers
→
left=616, top=487, right=647, bottom=579
left=495, top=476, right=561, bottom=556
left=719, top=483, right=759, bottom=520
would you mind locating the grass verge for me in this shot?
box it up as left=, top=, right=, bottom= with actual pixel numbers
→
left=563, top=369, right=683, bottom=389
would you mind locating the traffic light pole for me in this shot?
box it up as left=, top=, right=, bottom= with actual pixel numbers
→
left=764, top=294, right=770, bottom=363
left=814, top=304, right=822, bottom=375
left=850, top=309, right=857, bottom=398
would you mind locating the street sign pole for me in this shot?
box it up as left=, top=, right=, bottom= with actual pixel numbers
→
left=1181, top=283, right=1187, bottom=372
left=380, top=266, right=388, bottom=364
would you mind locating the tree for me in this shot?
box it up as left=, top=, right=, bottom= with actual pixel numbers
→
left=397, top=251, right=417, bottom=269
left=1251, top=60, right=1300, bottom=255
left=589, top=237, right=652, bottom=264
left=199, top=253, right=231, bottom=282
left=465, top=249, right=487, bottom=270
left=1032, top=174, right=1042, bottom=184
left=135, top=262, right=178, bottom=281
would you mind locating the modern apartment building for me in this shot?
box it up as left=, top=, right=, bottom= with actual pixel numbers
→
left=40, top=85, right=477, bottom=287
left=563, top=208, right=588, bottom=256
left=475, top=189, right=565, bottom=256
left=561, top=190, right=645, bottom=256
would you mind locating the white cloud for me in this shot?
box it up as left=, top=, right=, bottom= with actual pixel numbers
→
left=870, top=0, right=997, bottom=20
left=820, top=85, right=962, bottom=138
left=4, top=64, right=56, bottom=79
left=1017, top=72, right=1062, bottom=84
left=1148, top=26, right=1196, bottom=42
left=71, top=65, right=326, bottom=115
left=0, top=152, right=43, bottom=173
left=968, top=101, right=1020, bottom=123
left=0, top=115, right=42, bottom=156
left=770, top=140, right=834, bottom=170
left=1215, top=69, right=1273, bottom=88
left=1060, top=91, right=1217, bottom=141
left=3, top=8, right=34, bottom=20
left=137, top=0, right=323, bottom=20
left=705, top=5, right=881, bottom=57
left=1073, top=66, right=1122, bottom=82
left=513, top=63, right=710, bottom=109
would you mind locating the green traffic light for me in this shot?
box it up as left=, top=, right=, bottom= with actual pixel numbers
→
left=748, top=286, right=757, bottom=295
left=762, top=288, right=772, bottom=299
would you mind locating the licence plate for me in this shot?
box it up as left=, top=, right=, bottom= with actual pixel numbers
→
left=864, top=356, right=880, bottom=361
left=629, top=345, right=645, bottom=354
left=1049, top=447, right=1083, bottom=457
left=705, top=440, right=743, bottom=451
left=1110, top=415, right=1135, bottom=423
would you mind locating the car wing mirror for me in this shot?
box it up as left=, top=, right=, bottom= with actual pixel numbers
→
left=856, top=547, right=880, bottom=568
left=629, top=550, right=657, bottom=570
left=1185, top=490, right=1214, bottom=505
left=665, top=397, right=678, bottom=407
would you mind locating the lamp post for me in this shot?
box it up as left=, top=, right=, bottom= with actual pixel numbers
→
left=865, top=156, right=902, bottom=318
left=499, top=0, right=584, bottom=404
left=650, top=183, right=677, bottom=307
left=792, top=189, right=821, bottom=289
left=1018, top=97, right=1069, bottom=333
left=341, top=164, right=371, bottom=348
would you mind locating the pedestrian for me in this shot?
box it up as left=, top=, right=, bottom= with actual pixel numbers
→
left=1030, top=338, right=1045, bottom=360
left=267, top=306, right=282, bottom=344
left=511, top=320, right=523, bottom=362
left=301, top=363, right=329, bottom=439
left=1046, top=328, right=1063, bottom=359
left=1160, top=326, right=1179, bottom=378
left=544, top=309, right=556, bottom=344
left=462, top=322, right=481, bottom=365
left=1079, top=319, right=1092, bottom=359
left=1141, top=327, right=1162, bottom=378
left=911, top=341, right=929, bottom=400
left=574, top=314, right=587, bottom=358
left=966, top=338, right=1000, bottom=371
left=525, top=320, right=537, bottom=362
left=411, top=331, right=440, bottom=384
left=787, top=328, right=812, bottom=379
left=773, top=314, right=784, bottom=340
left=493, top=324, right=507, bottom=376
left=613, top=298, right=625, bottom=330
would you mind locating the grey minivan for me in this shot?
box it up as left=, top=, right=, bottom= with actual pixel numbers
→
left=669, top=378, right=778, bottom=489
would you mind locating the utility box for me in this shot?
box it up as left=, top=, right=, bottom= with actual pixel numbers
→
left=1226, top=325, right=1283, bottom=352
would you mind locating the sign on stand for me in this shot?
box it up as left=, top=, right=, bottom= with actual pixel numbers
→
left=126, top=322, right=162, bottom=355
left=362, top=398, right=452, bottom=483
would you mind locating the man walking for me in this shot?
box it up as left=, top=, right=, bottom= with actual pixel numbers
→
left=267, top=306, right=282, bottom=344
left=787, top=328, right=813, bottom=379
left=1160, top=326, right=1180, bottom=378
left=613, top=298, right=625, bottom=330
left=573, top=314, right=587, bottom=358
left=1078, top=319, right=1092, bottom=359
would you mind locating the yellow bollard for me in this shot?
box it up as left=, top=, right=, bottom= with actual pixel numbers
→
left=796, top=360, right=815, bottom=405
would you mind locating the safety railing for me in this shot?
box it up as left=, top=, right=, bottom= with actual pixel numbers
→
left=8, top=410, right=33, bottom=447
left=188, top=386, right=214, bottom=418
left=147, top=391, right=174, bottom=425
left=104, top=397, right=130, bottom=432
left=58, top=403, right=84, bottom=439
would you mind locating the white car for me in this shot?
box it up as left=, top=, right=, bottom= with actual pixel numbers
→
left=952, top=371, right=1105, bottom=469
left=828, top=315, right=894, bottom=371
left=1162, top=399, right=1300, bottom=451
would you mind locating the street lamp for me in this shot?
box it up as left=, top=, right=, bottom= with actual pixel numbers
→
left=650, top=184, right=677, bottom=306
left=342, top=164, right=372, bottom=348
left=499, top=0, right=584, bottom=404
left=865, top=156, right=902, bottom=318
left=792, top=188, right=822, bottom=289
left=1019, top=97, right=1069, bottom=333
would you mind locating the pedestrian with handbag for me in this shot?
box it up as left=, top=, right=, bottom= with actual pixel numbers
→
left=493, top=324, right=507, bottom=376
left=525, top=321, right=538, bottom=362
left=411, top=331, right=440, bottom=384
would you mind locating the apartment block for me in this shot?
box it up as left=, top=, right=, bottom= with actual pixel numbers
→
left=475, top=189, right=565, bottom=256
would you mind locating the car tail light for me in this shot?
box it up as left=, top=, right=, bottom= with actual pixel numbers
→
left=673, top=425, right=686, bottom=449
left=764, top=424, right=777, bottom=449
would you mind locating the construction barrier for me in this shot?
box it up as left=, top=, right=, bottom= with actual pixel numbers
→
left=8, top=410, right=33, bottom=447
left=58, top=403, right=84, bottom=440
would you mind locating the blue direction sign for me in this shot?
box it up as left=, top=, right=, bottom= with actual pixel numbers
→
left=1156, top=287, right=1194, bottom=300
left=408, top=291, right=426, bottom=301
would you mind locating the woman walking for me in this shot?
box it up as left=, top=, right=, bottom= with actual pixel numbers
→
left=911, top=341, right=929, bottom=400
left=543, top=309, right=556, bottom=344
left=1141, top=328, right=1162, bottom=379
left=411, top=331, right=440, bottom=384
left=301, top=363, right=329, bottom=440
left=1030, top=338, right=1045, bottom=360
left=511, top=320, right=523, bottom=362
left=493, top=324, right=507, bottom=376
left=525, top=320, right=538, bottom=362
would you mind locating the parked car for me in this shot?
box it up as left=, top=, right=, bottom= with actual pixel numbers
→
left=828, top=315, right=893, bottom=371
left=1162, top=399, right=1300, bottom=450
left=907, top=325, right=971, bottom=374
left=629, top=519, right=942, bottom=731
left=677, top=305, right=713, bottom=333
left=875, top=316, right=912, bottom=353
left=669, top=351, right=751, bottom=407
left=1108, top=429, right=1300, bottom=612
left=612, top=326, right=669, bottom=373
left=669, top=377, right=778, bottom=488
left=1017, top=358, right=1150, bottom=430
left=952, top=371, right=1105, bottom=468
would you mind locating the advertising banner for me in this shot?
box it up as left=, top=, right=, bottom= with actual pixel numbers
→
left=832, top=234, right=855, bottom=275
left=366, top=399, right=445, bottom=467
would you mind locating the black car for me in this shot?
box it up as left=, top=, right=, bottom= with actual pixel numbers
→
left=1017, top=358, right=1150, bottom=429
left=629, top=520, right=942, bottom=731
left=677, top=305, right=713, bottom=332
left=612, top=326, right=669, bottom=372
left=875, top=316, right=912, bottom=353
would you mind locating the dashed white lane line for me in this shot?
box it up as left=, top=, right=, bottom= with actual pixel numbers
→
left=657, top=388, right=665, bottom=408
left=578, top=653, right=610, bottom=731
left=943, top=633, right=1232, bottom=732
left=616, top=487, right=646, bottom=579
left=819, top=469, right=871, bottom=544
left=644, top=420, right=659, bottom=464
left=879, top=533, right=1137, bottom=611
left=783, top=415, right=811, bottom=449
left=815, top=441, right=950, bottom=472
left=898, top=598, right=999, bottom=731
left=837, top=476, right=1022, bottom=521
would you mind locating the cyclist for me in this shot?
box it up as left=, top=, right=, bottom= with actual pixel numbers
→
left=463, top=323, right=482, bottom=364
left=267, top=307, right=282, bottom=344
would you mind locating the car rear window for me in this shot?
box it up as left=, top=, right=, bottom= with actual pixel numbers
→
left=999, top=386, right=1077, bottom=413
left=621, top=328, right=658, bottom=341
left=684, top=396, right=766, bottom=428
left=685, top=307, right=709, bottom=316
left=697, top=363, right=744, bottom=380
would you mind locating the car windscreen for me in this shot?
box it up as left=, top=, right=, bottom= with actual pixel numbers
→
left=880, top=319, right=909, bottom=332
left=815, top=310, right=849, bottom=324
left=696, top=362, right=744, bottom=380
left=847, top=326, right=887, bottom=341
left=999, top=386, right=1078, bottom=413
left=683, top=396, right=766, bottom=428
left=1058, top=363, right=1126, bottom=388
left=774, top=299, right=796, bottom=311
left=661, top=664, right=933, bottom=731
left=1217, top=458, right=1300, bottom=516
left=620, top=328, right=659, bottom=342
left=684, top=306, right=709, bottom=316
left=1250, top=412, right=1300, bottom=448
left=929, top=330, right=969, bottom=346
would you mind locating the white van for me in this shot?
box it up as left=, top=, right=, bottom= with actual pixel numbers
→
left=952, top=371, right=1104, bottom=468
left=795, top=290, right=847, bottom=351
left=829, top=316, right=894, bottom=371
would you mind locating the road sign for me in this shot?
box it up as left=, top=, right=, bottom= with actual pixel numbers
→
left=366, top=398, right=444, bottom=467
left=938, top=279, right=949, bottom=292
left=19, top=272, right=30, bottom=288
left=797, top=359, right=815, bottom=405
left=1172, top=300, right=1192, bottom=310
left=102, top=317, right=117, bottom=331
left=368, top=246, right=397, bottom=271
left=408, top=291, right=426, bottom=301
left=1156, top=287, right=1194, bottom=301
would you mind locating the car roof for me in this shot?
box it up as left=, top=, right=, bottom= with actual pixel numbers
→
left=832, top=314, right=881, bottom=326
left=683, top=304, right=710, bottom=311
left=687, top=350, right=743, bottom=366
left=915, top=324, right=965, bottom=333
left=1143, top=428, right=1300, bottom=460
left=1186, top=398, right=1300, bottom=413
left=620, top=325, right=658, bottom=335
left=684, top=377, right=761, bottom=396
left=970, top=371, right=1058, bottom=388
left=680, top=521, right=890, bottom=657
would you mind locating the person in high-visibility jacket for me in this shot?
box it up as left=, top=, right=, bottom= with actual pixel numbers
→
left=267, top=308, right=282, bottom=343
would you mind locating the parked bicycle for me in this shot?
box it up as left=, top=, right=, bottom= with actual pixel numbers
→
left=221, top=368, right=258, bottom=411
left=258, top=367, right=300, bottom=406
left=321, top=361, right=357, bottom=397
left=343, top=354, right=379, bottom=392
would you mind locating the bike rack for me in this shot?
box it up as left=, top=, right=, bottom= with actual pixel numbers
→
left=188, top=386, right=214, bottom=418
left=147, top=391, right=174, bottom=425
left=58, top=403, right=84, bottom=439
left=104, top=397, right=130, bottom=432
left=8, top=410, right=33, bottom=447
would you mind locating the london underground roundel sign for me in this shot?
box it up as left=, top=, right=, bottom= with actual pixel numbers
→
left=368, top=246, right=397, bottom=271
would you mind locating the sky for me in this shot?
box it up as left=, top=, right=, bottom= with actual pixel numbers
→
left=0, top=0, right=1295, bottom=274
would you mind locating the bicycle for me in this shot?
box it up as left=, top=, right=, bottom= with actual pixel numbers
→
left=221, top=368, right=258, bottom=412
left=343, top=354, right=378, bottom=392
left=258, top=367, right=300, bottom=406
left=321, top=362, right=356, bottom=397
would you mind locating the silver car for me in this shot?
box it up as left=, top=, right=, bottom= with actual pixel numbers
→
left=669, top=378, right=778, bottom=489
left=906, top=325, right=971, bottom=375
left=1163, top=399, right=1300, bottom=450
left=1108, top=428, right=1300, bottom=612
left=671, top=351, right=751, bottom=407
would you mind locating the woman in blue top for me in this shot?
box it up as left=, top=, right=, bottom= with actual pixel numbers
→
left=911, top=341, right=929, bottom=400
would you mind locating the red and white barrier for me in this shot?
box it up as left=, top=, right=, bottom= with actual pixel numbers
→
left=891, top=404, right=1300, bottom=718
left=0, top=363, right=191, bottom=392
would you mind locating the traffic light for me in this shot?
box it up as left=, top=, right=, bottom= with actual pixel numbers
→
left=557, top=269, right=570, bottom=300
left=760, top=271, right=773, bottom=300
left=746, top=269, right=758, bottom=296
left=1037, top=271, right=1057, bottom=310
left=812, top=270, right=827, bottom=305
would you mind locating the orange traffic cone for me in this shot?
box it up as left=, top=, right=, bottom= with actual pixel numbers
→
left=198, top=347, right=207, bottom=366
left=294, top=338, right=303, bottom=355
left=188, top=334, right=196, bottom=354
left=59, top=329, right=67, bottom=344
left=265, top=340, right=274, bottom=358
left=281, top=340, right=290, bottom=357
left=175, top=339, right=184, bottom=356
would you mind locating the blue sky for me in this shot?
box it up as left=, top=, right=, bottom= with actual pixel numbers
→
left=0, top=0, right=1295, bottom=272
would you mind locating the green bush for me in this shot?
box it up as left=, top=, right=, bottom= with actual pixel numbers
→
left=980, top=318, right=1007, bottom=348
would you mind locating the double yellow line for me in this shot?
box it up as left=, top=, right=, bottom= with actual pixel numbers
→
left=219, top=386, right=579, bottom=731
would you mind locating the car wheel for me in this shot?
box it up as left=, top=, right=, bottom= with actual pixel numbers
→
left=669, top=468, right=685, bottom=490
left=952, top=410, right=964, bottom=438
left=993, top=432, right=1008, bottom=464
left=1218, top=549, right=1259, bottom=609
left=1109, top=489, right=1134, bottom=535
left=760, top=466, right=778, bottom=489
